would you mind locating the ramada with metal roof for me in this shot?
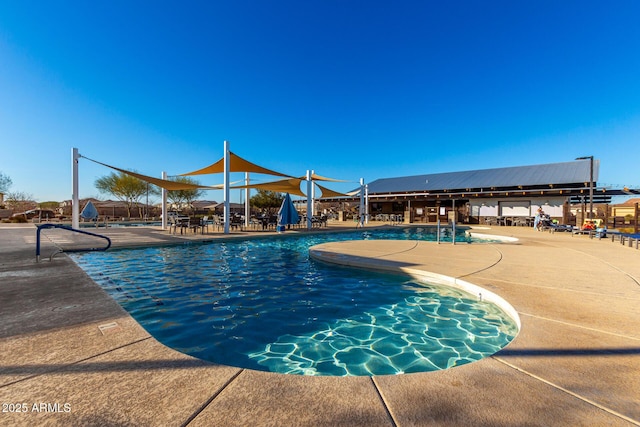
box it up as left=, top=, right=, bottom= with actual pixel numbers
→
left=342, top=158, right=639, bottom=225
left=319, top=158, right=637, bottom=224
left=366, top=159, right=600, bottom=199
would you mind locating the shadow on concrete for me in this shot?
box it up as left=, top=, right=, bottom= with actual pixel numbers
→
left=497, top=347, right=640, bottom=357
left=0, top=358, right=221, bottom=378
left=9, top=347, right=639, bottom=379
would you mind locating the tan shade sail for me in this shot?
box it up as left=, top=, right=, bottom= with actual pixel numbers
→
left=310, top=173, right=350, bottom=182
left=84, top=154, right=349, bottom=196
left=315, top=182, right=351, bottom=199
left=180, top=151, right=292, bottom=177
left=231, top=178, right=306, bottom=198
left=84, top=157, right=221, bottom=191
left=297, top=173, right=350, bottom=182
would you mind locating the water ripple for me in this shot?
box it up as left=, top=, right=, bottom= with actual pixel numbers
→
left=71, top=228, right=517, bottom=376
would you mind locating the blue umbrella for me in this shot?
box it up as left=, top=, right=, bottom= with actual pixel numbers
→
left=80, top=201, right=99, bottom=220
left=277, top=193, right=299, bottom=230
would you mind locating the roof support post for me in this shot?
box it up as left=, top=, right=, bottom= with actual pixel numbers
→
left=223, top=140, right=230, bottom=234
left=161, top=171, right=167, bottom=230
left=452, top=198, right=456, bottom=245
left=576, top=156, right=594, bottom=221
left=72, top=148, right=80, bottom=229
left=589, top=157, right=594, bottom=220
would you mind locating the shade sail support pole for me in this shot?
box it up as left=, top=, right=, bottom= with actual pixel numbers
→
left=72, top=148, right=80, bottom=229
left=245, top=172, right=250, bottom=228
left=161, top=171, right=167, bottom=230
left=311, top=169, right=316, bottom=217
left=223, top=140, right=230, bottom=234
left=365, top=184, right=369, bottom=224
left=306, top=170, right=312, bottom=229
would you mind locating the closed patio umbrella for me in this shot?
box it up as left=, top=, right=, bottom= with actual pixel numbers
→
left=277, top=193, right=299, bottom=231
left=80, top=200, right=99, bottom=220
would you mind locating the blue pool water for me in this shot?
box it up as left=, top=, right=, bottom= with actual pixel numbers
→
left=71, top=227, right=518, bottom=376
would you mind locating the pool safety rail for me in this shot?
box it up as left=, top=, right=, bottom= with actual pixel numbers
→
left=36, top=223, right=112, bottom=262
left=571, top=228, right=640, bottom=250
left=610, top=233, right=640, bottom=249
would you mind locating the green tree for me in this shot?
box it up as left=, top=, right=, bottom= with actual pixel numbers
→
left=0, top=171, right=12, bottom=194
left=167, top=176, right=204, bottom=212
left=95, top=172, right=157, bottom=218
left=250, top=190, right=284, bottom=215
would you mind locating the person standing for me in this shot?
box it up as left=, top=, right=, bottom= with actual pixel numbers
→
left=533, top=208, right=543, bottom=231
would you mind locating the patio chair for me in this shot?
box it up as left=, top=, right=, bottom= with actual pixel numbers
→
left=249, top=216, right=262, bottom=230
left=200, top=216, right=213, bottom=233
left=188, top=217, right=203, bottom=234
left=231, top=215, right=244, bottom=231
left=212, top=215, right=223, bottom=231
left=168, top=217, right=177, bottom=234
left=174, top=217, right=190, bottom=234
left=168, top=217, right=184, bottom=234
left=267, top=215, right=277, bottom=230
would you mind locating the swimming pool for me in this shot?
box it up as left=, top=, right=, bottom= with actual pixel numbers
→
left=71, top=227, right=518, bottom=376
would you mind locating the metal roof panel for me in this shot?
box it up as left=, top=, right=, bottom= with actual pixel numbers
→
left=367, top=160, right=599, bottom=194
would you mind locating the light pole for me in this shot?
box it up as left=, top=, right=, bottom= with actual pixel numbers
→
left=576, top=156, right=594, bottom=220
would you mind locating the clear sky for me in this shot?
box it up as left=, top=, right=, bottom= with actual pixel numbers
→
left=1, top=1, right=639, bottom=204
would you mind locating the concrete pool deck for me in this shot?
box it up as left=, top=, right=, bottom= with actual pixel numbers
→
left=1, top=222, right=639, bottom=426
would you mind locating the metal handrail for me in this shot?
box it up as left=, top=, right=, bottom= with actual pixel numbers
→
left=36, top=223, right=112, bottom=261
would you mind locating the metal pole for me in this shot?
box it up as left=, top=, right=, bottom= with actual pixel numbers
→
left=161, top=171, right=167, bottom=230
left=145, top=182, right=149, bottom=220
left=359, top=178, right=364, bottom=227
left=311, top=169, right=316, bottom=217
left=245, top=172, right=250, bottom=228
left=306, top=170, right=312, bottom=229
left=576, top=156, right=594, bottom=221
left=589, top=156, right=594, bottom=220
left=365, top=184, right=369, bottom=224
left=223, top=140, right=230, bottom=234
left=452, top=198, right=456, bottom=245
left=72, top=148, right=80, bottom=229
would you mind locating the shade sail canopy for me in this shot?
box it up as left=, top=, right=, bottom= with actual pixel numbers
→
left=310, top=173, right=349, bottom=182
left=277, top=193, right=300, bottom=227
left=231, top=178, right=306, bottom=198
left=180, top=151, right=292, bottom=178
left=84, top=157, right=221, bottom=190
left=204, top=202, right=245, bottom=210
left=80, top=200, right=99, bottom=220
left=83, top=153, right=349, bottom=197
left=298, top=173, right=349, bottom=182
left=315, top=182, right=351, bottom=199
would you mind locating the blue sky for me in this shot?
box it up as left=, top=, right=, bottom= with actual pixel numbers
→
left=1, top=1, right=639, bottom=204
